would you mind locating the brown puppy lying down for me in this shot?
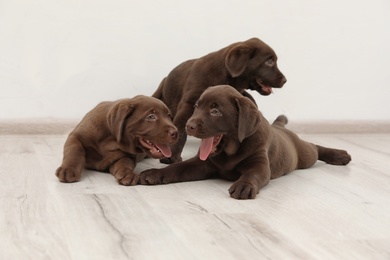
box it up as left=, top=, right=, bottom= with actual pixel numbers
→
left=56, top=96, right=178, bottom=185
left=154, top=37, right=287, bottom=164
left=140, top=85, right=352, bottom=199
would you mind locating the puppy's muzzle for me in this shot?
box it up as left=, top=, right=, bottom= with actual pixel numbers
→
left=185, top=120, right=201, bottom=136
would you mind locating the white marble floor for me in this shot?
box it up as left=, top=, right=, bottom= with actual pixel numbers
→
left=1, top=133, right=390, bottom=260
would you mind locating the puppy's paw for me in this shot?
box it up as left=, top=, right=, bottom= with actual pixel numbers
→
left=228, top=181, right=259, bottom=200
left=112, top=170, right=139, bottom=186
left=55, top=166, right=81, bottom=183
left=118, top=173, right=139, bottom=186
left=140, top=169, right=167, bottom=185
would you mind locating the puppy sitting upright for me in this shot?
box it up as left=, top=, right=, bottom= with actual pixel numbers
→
left=140, top=85, right=351, bottom=199
left=154, top=37, right=287, bottom=164
left=56, top=96, right=178, bottom=185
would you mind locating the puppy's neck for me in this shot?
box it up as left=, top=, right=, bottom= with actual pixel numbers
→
left=226, top=77, right=248, bottom=93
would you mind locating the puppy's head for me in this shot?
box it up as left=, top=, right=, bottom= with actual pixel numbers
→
left=107, top=96, right=178, bottom=159
left=186, top=85, right=261, bottom=161
left=225, top=37, right=287, bottom=95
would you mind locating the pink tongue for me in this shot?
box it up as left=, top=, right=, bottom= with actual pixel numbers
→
left=199, top=137, right=214, bottom=161
left=155, top=144, right=172, bottom=158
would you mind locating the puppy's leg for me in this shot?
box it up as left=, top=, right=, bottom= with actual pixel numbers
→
left=228, top=156, right=271, bottom=200
left=56, top=135, right=86, bottom=183
left=317, top=145, right=351, bottom=165
left=109, top=157, right=139, bottom=186
left=141, top=157, right=215, bottom=185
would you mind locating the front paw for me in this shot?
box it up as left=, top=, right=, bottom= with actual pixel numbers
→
left=140, top=169, right=168, bottom=185
left=119, top=173, right=139, bottom=186
left=112, top=170, right=139, bottom=186
left=228, top=181, right=259, bottom=200
left=56, top=166, right=81, bottom=183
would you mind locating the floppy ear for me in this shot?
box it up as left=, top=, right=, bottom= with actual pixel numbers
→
left=107, top=99, right=135, bottom=142
left=225, top=44, right=254, bottom=78
left=235, top=97, right=262, bottom=142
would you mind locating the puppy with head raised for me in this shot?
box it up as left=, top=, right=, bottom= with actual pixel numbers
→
left=154, top=37, right=287, bottom=164
left=140, top=85, right=351, bottom=199
left=56, top=96, right=178, bottom=185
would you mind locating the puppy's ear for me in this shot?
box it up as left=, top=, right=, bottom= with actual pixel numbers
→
left=107, top=99, right=135, bottom=142
left=225, top=44, right=254, bottom=78
left=235, top=97, right=261, bottom=142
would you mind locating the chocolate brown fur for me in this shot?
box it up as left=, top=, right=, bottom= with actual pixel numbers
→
left=154, top=37, right=287, bottom=164
left=141, top=85, right=351, bottom=199
left=56, top=96, right=178, bottom=185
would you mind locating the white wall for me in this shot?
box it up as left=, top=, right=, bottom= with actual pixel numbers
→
left=1, top=0, right=389, bottom=122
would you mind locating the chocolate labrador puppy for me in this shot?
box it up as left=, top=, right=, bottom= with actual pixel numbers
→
left=56, top=96, right=178, bottom=185
left=140, top=85, right=351, bottom=199
left=154, top=37, right=287, bottom=164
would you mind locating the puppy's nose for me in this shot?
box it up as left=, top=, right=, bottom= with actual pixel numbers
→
left=168, top=128, right=178, bottom=139
left=281, top=76, right=287, bottom=85
left=186, top=121, right=198, bottom=131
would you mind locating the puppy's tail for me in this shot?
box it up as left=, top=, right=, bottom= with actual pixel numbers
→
left=272, top=115, right=288, bottom=127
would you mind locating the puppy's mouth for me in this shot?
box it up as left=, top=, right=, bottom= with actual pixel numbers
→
left=139, top=138, right=172, bottom=159
left=255, top=79, right=273, bottom=96
left=199, top=134, right=223, bottom=161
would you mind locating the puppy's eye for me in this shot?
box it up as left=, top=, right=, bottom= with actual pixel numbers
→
left=146, top=114, right=157, bottom=121
left=265, top=59, right=275, bottom=67
left=210, top=108, right=222, bottom=116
